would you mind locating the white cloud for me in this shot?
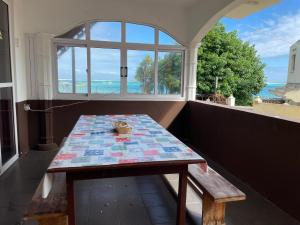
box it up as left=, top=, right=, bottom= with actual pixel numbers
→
left=239, top=10, right=300, bottom=58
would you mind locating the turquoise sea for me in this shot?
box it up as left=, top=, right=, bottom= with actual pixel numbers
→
left=59, top=79, right=285, bottom=99
left=256, top=83, right=285, bottom=99
left=59, top=80, right=142, bottom=94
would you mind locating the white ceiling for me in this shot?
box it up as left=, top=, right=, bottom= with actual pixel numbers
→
left=226, top=0, right=280, bottom=18
left=19, top=0, right=277, bottom=45
left=128, top=0, right=199, bottom=7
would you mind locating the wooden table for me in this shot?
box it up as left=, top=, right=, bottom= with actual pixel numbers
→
left=45, top=114, right=205, bottom=225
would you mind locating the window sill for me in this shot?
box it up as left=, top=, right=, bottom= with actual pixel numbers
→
left=53, top=93, right=186, bottom=101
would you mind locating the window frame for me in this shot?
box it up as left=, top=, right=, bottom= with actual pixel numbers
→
left=90, top=47, right=122, bottom=95
left=290, top=54, right=296, bottom=73
left=52, top=20, right=186, bottom=100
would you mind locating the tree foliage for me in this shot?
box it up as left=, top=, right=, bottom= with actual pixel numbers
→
left=158, top=53, right=182, bottom=94
left=135, top=53, right=182, bottom=94
left=197, top=23, right=266, bottom=105
left=135, top=56, right=154, bottom=94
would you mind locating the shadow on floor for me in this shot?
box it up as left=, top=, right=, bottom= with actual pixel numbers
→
left=0, top=150, right=299, bottom=225
left=201, top=151, right=300, bottom=225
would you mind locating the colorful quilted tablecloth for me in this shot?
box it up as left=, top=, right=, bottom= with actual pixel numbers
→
left=48, top=114, right=203, bottom=170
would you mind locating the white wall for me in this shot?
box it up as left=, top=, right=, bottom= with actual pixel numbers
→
left=5, top=0, right=27, bottom=102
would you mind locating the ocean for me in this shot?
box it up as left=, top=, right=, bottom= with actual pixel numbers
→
left=256, top=83, right=285, bottom=99
left=58, top=79, right=285, bottom=99
left=59, top=80, right=142, bottom=94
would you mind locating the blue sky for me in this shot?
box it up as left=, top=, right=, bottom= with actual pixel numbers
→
left=221, top=0, right=300, bottom=84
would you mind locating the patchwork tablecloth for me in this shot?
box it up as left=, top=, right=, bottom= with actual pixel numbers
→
left=48, top=114, right=203, bottom=170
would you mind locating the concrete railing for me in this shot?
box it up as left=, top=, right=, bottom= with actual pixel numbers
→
left=186, top=100, right=300, bottom=222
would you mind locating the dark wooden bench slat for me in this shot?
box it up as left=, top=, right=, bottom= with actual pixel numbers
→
left=188, top=164, right=246, bottom=203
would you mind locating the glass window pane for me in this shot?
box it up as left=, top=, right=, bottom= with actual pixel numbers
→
left=158, top=52, right=182, bottom=95
left=127, top=50, right=155, bottom=94
left=0, top=0, right=12, bottom=83
left=56, top=24, right=86, bottom=40
left=0, top=87, right=16, bottom=165
left=90, top=22, right=121, bottom=42
left=159, top=31, right=180, bottom=46
left=74, top=47, right=87, bottom=93
left=126, top=23, right=155, bottom=44
left=57, top=46, right=73, bottom=93
left=91, top=48, right=121, bottom=94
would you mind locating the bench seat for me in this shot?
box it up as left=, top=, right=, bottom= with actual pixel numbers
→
left=23, top=173, right=68, bottom=225
left=188, top=164, right=246, bottom=203
left=163, top=164, right=246, bottom=225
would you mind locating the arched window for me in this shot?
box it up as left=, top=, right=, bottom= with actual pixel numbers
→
left=53, top=21, right=185, bottom=99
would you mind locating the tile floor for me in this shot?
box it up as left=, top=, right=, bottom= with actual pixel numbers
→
left=0, top=150, right=299, bottom=225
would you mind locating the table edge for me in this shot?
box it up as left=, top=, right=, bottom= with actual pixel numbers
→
left=47, top=159, right=206, bottom=173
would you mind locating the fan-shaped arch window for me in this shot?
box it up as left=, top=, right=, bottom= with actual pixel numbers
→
left=57, top=24, right=86, bottom=40
left=53, top=21, right=185, bottom=99
left=90, top=21, right=121, bottom=42
left=159, top=31, right=180, bottom=46
left=126, top=23, right=155, bottom=44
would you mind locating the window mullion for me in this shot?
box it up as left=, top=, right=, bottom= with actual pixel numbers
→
left=87, top=47, right=91, bottom=97
left=72, top=47, right=75, bottom=94
left=154, top=29, right=159, bottom=95
left=181, top=50, right=186, bottom=98
left=121, top=21, right=126, bottom=96
left=86, top=22, right=91, bottom=97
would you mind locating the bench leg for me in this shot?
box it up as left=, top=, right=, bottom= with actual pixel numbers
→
left=36, top=215, right=68, bottom=225
left=202, top=193, right=226, bottom=225
left=66, top=173, right=75, bottom=225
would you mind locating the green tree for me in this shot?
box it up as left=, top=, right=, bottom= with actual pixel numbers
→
left=197, top=23, right=266, bottom=105
left=135, top=53, right=182, bottom=94
left=158, top=53, right=182, bottom=94
left=135, top=56, right=154, bottom=94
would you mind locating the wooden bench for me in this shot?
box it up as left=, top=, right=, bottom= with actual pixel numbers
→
left=163, top=164, right=246, bottom=225
left=23, top=173, right=68, bottom=225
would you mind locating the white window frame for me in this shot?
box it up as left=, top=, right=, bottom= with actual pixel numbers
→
left=52, top=20, right=186, bottom=101
left=0, top=0, right=19, bottom=175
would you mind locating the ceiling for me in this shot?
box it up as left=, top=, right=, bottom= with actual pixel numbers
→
left=226, top=0, right=280, bottom=18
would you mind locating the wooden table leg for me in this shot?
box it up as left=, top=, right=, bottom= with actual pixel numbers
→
left=66, top=173, right=75, bottom=225
left=176, top=165, right=188, bottom=225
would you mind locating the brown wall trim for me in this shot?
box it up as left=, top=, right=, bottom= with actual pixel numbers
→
left=17, top=100, right=186, bottom=151
left=16, top=101, right=30, bottom=155
left=51, top=100, right=187, bottom=145
left=187, top=101, right=300, bottom=221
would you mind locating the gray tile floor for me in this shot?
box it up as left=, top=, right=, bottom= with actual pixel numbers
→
left=0, top=151, right=57, bottom=225
left=74, top=176, right=189, bottom=225
left=0, top=150, right=299, bottom=225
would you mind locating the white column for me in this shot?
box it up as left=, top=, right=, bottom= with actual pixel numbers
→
left=26, top=33, right=54, bottom=100
left=35, top=33, right=54, bottom=100
left=25, top=33, right=38, bottom=99
left=186, top=43, right=200, bottom=101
